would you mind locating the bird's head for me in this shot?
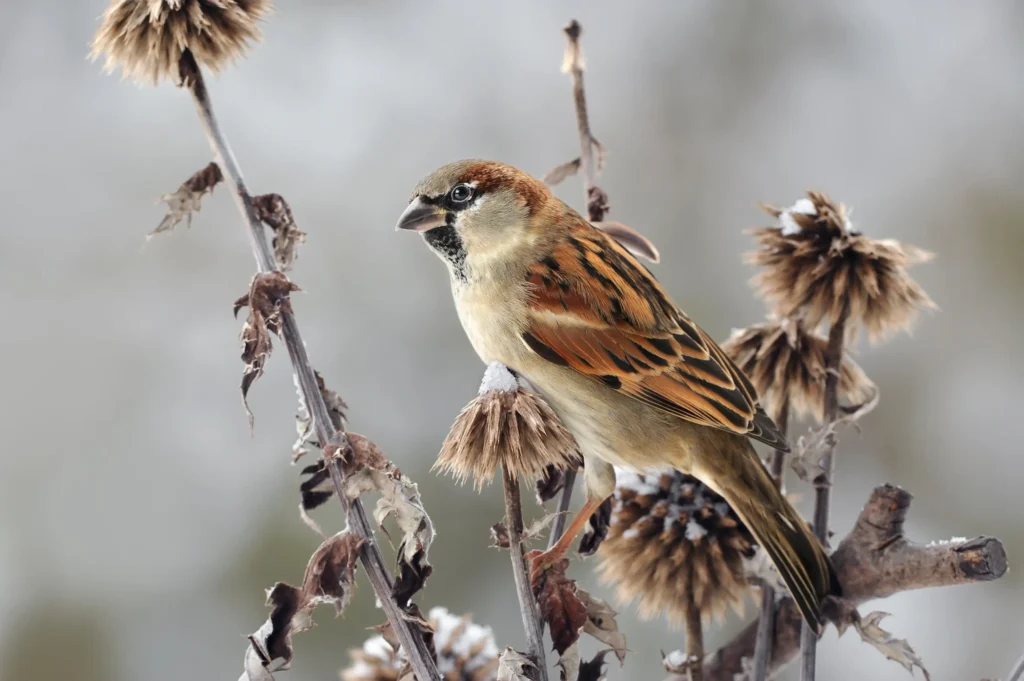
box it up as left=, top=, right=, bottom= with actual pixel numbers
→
left=396, top=160, right=555, bottom=278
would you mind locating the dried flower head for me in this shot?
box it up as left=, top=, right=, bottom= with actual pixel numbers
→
left=340, top=607, right=499, bottom=681
left=435, top=362, right=581, bottom=488
left=597, top=469, right=758, bottom=626
left=748, top=192, right=936, bottom=342
left=91, top=0, right=272, bottom=85
left=722, top=316, right=877, bottom=423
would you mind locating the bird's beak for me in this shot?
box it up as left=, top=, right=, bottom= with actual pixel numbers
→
left=396, top=197, right=447, bottom=232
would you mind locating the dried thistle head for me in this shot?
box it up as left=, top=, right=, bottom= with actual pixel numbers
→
left=748, top=192, right=936, bottom=342
left=434, top=362, right=581, bottom=488
left=340, top=607, right=499, bottom=681
left=722, top=316, right=877, bottom=423
left=91, top=0, right=273, bottom=85
left=597, top=469, right=758, bottom=626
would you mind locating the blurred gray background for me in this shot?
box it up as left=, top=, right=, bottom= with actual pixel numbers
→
left=1, top=1, right=1022, bottom=680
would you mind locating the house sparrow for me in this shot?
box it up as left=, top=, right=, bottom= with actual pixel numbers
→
left=397, top=160, right=841, bottom=633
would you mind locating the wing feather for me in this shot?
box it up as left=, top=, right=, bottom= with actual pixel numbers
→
left=524, top=223, right=789, bottom=451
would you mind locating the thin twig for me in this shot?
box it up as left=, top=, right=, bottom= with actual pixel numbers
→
left=666, top=484, right=1008, bottom=681
left=546, top=469, right=576, bottom=551
left=1007, top=649, right=1024, bottom=681
left=177, top=50, right=441, bottom=681
left=752, top=402, right=790, bottom=681
left=548, top=18, right=608, bottom=551
left=800, top=313, right=848, bottom=681
left=503, top=467, right=550, bottom=681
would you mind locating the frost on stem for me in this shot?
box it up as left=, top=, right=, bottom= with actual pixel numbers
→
left=91, top=0, right=273, bottom=85
left=241, top=532, right=364, bottom=681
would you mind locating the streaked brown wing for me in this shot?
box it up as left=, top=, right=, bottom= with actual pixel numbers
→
left=523, top=222, right=788, bottom=451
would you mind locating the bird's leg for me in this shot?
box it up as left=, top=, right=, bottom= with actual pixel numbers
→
left=528, top=495, right=607, bottom=579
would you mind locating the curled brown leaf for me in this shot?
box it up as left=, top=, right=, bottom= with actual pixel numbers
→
left=150, top=162, right=223, bottom=238
left=543, top=158, right=581, bottom=187
left=233, top=271, right=301, bottom=429
left=593, top=221, right=660, bottom=263
left=253, top=193, right=306, bottom=271
left=240, top=532, right=364, bottom=681
left=530, top=555, right=588, bottom=663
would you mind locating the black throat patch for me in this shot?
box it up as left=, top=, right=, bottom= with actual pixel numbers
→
left=424, top=223, right=467, bottom=282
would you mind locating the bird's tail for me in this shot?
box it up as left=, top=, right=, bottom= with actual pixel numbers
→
left=699, top=439, right=842, bottom=634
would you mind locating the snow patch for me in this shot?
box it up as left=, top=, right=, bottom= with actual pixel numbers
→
left=478, top=361, right=518, bottom=395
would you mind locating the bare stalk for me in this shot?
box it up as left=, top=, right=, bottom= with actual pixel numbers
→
left=673, top=484, right=1007, bottom=681
left=799, top=313, right=848, bottom=681
left=178, top=50, right=441, bottom=681
left=548, top=18, right=608, bottom=549
left=683, top=574, right=705, bottom=681
left=1007, top=649, right=1024, bottom=681
left=503, top=467, right=550, bottom=681
left=751, top=402, right=790, bottom=681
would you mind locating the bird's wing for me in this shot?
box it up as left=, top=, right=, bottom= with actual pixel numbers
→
left=523, top=222, right=788, bottom=451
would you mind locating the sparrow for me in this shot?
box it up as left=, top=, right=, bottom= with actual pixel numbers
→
left=396, top=160, right=841, bottom=633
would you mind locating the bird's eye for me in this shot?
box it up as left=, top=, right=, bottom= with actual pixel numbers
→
left=449, top=184, right=474, bottom=204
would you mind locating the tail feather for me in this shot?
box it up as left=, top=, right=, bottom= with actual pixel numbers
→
left=699, top=441, right=841, bottom=634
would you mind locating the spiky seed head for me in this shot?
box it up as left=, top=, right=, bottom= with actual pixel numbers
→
left=340, top=607, right=499, bottom=681
left=722, top=316, right=877, bottom=423
left=90, top=0, right=272, bottom=85
left=435, top=362, right=581, bottom=488
left=597, top=469, right=758, bottom=626
left=747, top=192, right=936, bottom=342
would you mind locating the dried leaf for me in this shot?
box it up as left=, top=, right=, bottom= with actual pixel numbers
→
left=530, top=555, right=588, bottom=665
left=490, top=522, right=511, bottom=549
left=854, top=611, right=931, bottom=680
left=292, top=371, right=348, bottom=463
left=576, top=589, right=627, bottom=663
left=536, top=465, right=572, bottom=504
left=578, top=649, right=614, bottom=681
left=586, top=185, right=609, bottom=223
left=300, top=433, right=435, bottom=604
left=233, top=272, right=301, bottom=429
left=240, top=532, right=364, bottom=681
left=543, top=158, right=581, bottom=186
left=790, top=388, right=880, bottom=482
left=558, top=641, right=581, bottom=681
left=594, top=221, right=659, bottom=263
left=150, top=162, right=223, bottom=237
left=253, top=193, right=307, bottom=272
left=497, top=647, right=536, bottom=681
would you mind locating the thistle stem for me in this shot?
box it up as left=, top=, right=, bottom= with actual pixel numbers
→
left=178, top=50, right=441, bottom=681
left=751, top=401, right=790, bottom=681
left=548, top=19, right=608, bottom=551
left=503, top=467, right=550, bottom=681
left=799, top=312, right=848, bottom=681
left=683, top=572, right=705, bottom=681
left=546, top=469, right=576, bottom=550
